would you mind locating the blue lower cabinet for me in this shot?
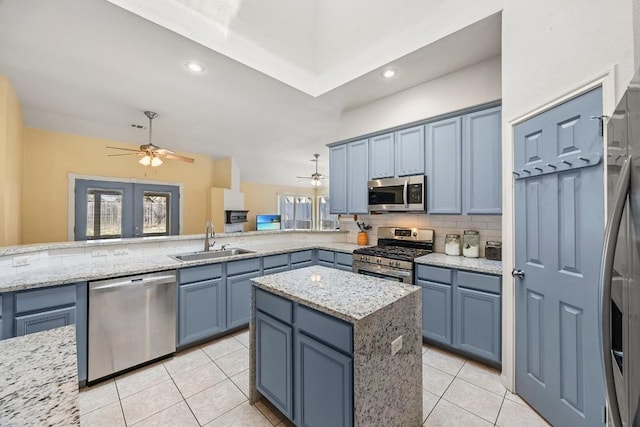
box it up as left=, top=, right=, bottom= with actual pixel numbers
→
left=295, top=332, right=353, bottom=427
left=227, top=271, right=261, bottom=329
left=256, top=311, right=293, bottom=419
left=15, top=306, right=76, bottom=336
left=418, top=280, right=452, bottom=345
left=178, top=279, right=224, bottom=346
left=454, top=287, right=501, bottom=363
left=318, top=260, right=334, bottom=268
left=76, top=283, right=88, bottom=384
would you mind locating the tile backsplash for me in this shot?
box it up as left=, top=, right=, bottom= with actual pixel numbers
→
left=340, top=213, right=502, bottom=257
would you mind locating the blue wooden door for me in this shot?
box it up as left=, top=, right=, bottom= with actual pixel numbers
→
left=329, top=145, right=348, bottom=214
left=514, top=87, right=605, bottom=426
left=15, top=307, right=76, bottom=336
left=425, top=117, right=462, bottom=214
left=295, top=333, right=353, bottom=427
left=463, top=107, right=502, bottom=214
left=256, top=311, right=293, bottom=419
left=418, top=279, right=452, bottom=345
left=347, top=139, right=369, bottom=214
left=227, top=271, right=261, bottom=329
left=395, top=125, right=425, bottom=176
left=369, top=133, right=394, bottom=179
left=178, top=279, right=224, bottom=346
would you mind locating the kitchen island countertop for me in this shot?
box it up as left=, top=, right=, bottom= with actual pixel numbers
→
left=0, top=325, right=79, bottom=426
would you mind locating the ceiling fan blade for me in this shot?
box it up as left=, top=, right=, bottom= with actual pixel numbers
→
left=296, top=176, right=311, bottom=179
left=108, top=153, right=141, bottom=157
left=155, top=148, right=174, bottom=155
left=106, top=146, right=141, bottom=152
left=162, top=153, right=195, bottom=163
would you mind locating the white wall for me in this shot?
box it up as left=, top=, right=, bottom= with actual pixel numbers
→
left=337, top=56, right=502, bottom=140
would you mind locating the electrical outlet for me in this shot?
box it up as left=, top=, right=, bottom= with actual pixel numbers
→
left=391, top=335, right=403, bottom=355
left=91, top=250, right=108, bottom=257
left=114, top=248, right=129, bottom=256
left=13, top=256, right=30, bottom=267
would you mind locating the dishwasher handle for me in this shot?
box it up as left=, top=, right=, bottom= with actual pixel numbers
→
left=91, top=274, right=176, bottom=292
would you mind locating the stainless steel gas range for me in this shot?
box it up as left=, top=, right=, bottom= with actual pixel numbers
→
left=352, top=227, right=434, bottom=283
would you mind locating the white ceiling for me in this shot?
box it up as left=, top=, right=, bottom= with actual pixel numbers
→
left=0, top=0, right=502, bottom=186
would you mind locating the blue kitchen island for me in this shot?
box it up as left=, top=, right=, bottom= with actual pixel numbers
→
left=249, top=265, right=422, bottom=427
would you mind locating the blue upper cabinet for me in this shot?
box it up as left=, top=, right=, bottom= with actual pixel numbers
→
left=463, top=107, right=502, bottom=214
left=369, top=133, right=395, bottom=179
left=347, top=139, right=369, bottom=214
left=426, top=116, right=462, bottom=214
left=395, top=126, right=425, bottom=176
left=329, top=144, right=348, bottom=214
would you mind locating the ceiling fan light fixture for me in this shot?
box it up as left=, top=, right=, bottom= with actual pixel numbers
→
left=151, top=155, right=163, bottom=167
left=139, top=155, right=151, bottom=166
left=310, top=178, right=322, bottom=187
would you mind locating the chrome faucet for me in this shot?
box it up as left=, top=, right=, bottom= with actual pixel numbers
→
left=204, top=220, right=216, bottom=251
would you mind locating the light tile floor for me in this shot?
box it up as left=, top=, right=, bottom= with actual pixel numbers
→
left=79, top=329, right=549, bottom=426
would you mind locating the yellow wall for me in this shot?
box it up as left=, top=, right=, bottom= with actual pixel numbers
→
left=22, top=128, right=215, bottom=244
left=0, top=76, right=24, bottom=246
left=240, top=181, right=327, bottom=231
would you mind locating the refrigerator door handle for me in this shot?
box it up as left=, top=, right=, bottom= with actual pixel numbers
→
left=600, top=157, right=631, bottom=427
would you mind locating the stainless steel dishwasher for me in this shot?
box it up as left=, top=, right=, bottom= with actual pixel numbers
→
left=88, top=270, right=176, bottom=382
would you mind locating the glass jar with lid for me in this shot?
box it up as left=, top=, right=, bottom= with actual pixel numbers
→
left=462, top=230, right=480, bottom=258
left=445, top=234, right=461, bottom=256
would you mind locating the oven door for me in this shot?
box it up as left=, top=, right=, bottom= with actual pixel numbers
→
left=352, top=260, right=413, bottom=283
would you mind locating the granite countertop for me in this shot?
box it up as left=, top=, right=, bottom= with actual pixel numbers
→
left=0, top=325, right=79, bottom=426
left=251, top=265, right=419, bottom=323
left=0, top=242, right=364, bottom=293
left=415, top=253, right=502, bottom=275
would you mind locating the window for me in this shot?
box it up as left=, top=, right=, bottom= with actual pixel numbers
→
left=74, top=179, right=180, bottom=240
left=279, top=194, right=313, bottom=230
left=318, top=196, right=338, bottom=230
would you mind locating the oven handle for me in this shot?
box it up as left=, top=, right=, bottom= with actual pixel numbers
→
left=352, top=261, right=413, bottom=279
left=403, top=180, right=408, bottom=208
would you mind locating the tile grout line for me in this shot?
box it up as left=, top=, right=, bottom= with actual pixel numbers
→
left=493, top=394, right=507, bottom=427
left=164, top=364, right=202, bottom=427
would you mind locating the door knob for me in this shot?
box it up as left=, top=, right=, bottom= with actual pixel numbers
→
left=512, top=269, right=525, bottom=279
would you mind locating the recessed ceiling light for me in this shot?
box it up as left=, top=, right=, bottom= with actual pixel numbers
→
left=381, top=68, right=397, bottom=79
left=185, top=60, right=205, bottom=73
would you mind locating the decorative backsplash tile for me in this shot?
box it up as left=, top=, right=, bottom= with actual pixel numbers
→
left=340, top=213, right=502, bottom=257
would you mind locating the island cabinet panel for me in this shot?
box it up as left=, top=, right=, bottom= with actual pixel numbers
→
left=463, top=107, right=502, bottom=214
left=369, top=133, right=395, bottom=179
left=295, top=332, right=353, bottom=427
left=418, top=280, right=452, bottom=345
left=329, top=144, right=348, bottom=214
left=15, top=307, right=76, bottom=336
left=395, top=125, right=425, bottom=176
left=454, top=287, right=501, bottom=363
left=256, top=311, right=293, bottom=420
left=296, top=304, right=353, bottom=354
left=178, top=278, right=224, bottom=346
left=227, top=271, right=261, bottom=329
left=425, top=116, right=462, bottom=214
left=347, top=139, right=369, bottom=214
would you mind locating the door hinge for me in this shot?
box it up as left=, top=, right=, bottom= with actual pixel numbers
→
left=602, top=405, right=607, bottom=424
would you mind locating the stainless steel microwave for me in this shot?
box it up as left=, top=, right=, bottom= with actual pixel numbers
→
left=368, top=175, right=426, bottom=212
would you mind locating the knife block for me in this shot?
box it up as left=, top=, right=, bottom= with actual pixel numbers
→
left=357, top=232, right=369, bottom=246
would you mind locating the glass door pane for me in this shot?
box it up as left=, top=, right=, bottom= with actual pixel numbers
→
left=86, top=189, right=123, bottom=239
left=318, top=196, right=337, bottom=230
left=294, top=196, right=312, bottom=230
left=142, top=192, right=170, bottom=236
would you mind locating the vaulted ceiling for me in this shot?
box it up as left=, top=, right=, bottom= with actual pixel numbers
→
left=0, top=0, right=502, bottom=185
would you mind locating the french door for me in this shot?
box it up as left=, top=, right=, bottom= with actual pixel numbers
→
left=74, top=179, right=179, bottom=240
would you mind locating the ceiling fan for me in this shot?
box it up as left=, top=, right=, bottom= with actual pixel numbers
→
left=297, top=154, right=328, bottom=186
left=107, top=111, right=195, bottom=167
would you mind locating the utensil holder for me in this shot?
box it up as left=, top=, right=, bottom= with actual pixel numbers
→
left=357, top=232, right=369, bottom=246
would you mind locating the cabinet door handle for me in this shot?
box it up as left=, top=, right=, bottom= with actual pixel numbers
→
left=403, top=180, right=408, bottom=208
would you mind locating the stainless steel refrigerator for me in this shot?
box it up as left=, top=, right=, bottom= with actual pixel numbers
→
left=601, top=66, right=640, bottom=427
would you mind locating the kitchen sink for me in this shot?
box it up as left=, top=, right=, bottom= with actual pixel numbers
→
left=170, top=248, right=256, bottom=262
